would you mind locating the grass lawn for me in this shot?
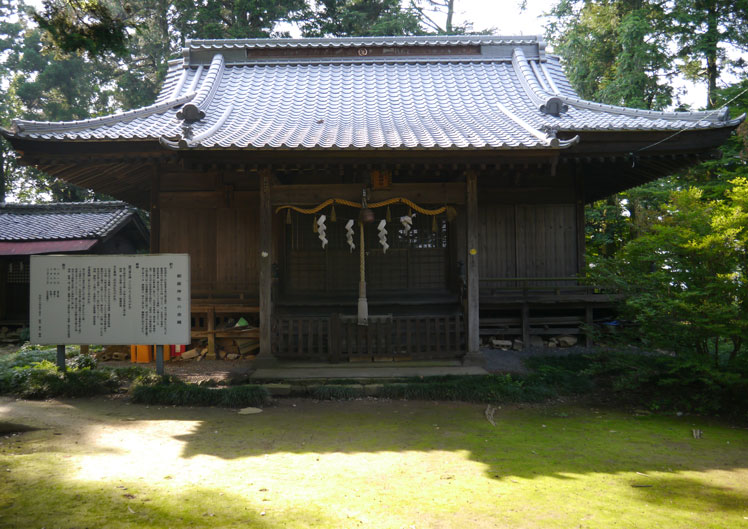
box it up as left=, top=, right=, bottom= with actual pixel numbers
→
left=1, top=396, right=747, bottom=529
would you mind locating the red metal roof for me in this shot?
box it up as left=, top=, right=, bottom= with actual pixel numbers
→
left=0, top=239, right=98, bottom=256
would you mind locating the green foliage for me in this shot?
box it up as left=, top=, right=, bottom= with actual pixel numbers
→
left=301, top=0, right=423, bottom=37
left=0, top=358, right=121, bottom=399
left=546, top=0, right=748, bottom=110
left=130, top=378, right=270, bottom=407
left=32, top=0, right=131, bottom=57
left=374, top=374, right=555, bottom=403
left=546, top=0, right=673, bottom=109
left=528, top=351, right=748, bottom=418
left=171, top=0, right=307, bottom=40
left=308, top=384, right=365, bottom=399
left=66, top=353, right=97, bottom=370
left=589, top=177, right=748, bottom=361
left=0, top=346, right=155, bottom=398
left=668, top=0, right=748, bottom=108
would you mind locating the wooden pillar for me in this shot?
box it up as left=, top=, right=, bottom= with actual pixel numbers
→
left=256, top=168, right=275, bottom=366
left=207, top=306, right=216, bottom=359
left=0, top=260, right=7, bottom=321
left=464, top=171, right=482, bottom=364
left=574, top=163, right=585, bottom=275
left=522, top=304, right=530, bottom=349
left=149, top=166, right=160, bottom=253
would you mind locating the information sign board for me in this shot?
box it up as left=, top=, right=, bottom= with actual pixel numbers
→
left=30, top=254, right=190, bottom=345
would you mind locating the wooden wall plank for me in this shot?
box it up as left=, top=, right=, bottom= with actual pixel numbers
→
left=159, top=191, right=258, bottom=209
left=160, top=208, right=216, bottom=292
left=479, top=203, right=577, bottom=283
left=216, top=207, right=260, bottom=296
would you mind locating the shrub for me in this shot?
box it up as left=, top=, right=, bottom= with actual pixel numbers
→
left=67, top=354, right=97, bottom=370
left=130, top=380, right=269, bottom=408
left=375, top=374, right=555, bottom=403
left=2, top=359, right=120, bottom=399
left=528, top=351, right=748, bottom=418
left=309, top=385, right=365, bottom=400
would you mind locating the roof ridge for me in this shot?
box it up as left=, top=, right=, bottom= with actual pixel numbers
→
left=0, top=201, right=132, bottom=211
left=12, top=92, right=196, bottom=133
left=512, top=47, right=732, bottom=123
left=559, top=94, right=731, bottom=122
left=185, top=35, right=543, bottom=49
left=191, top=54, right=225, bottom=110
left=512, top=47, right=568, bottom=116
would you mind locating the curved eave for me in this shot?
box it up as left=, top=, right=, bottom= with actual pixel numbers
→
left=158, top=141, right=574, bottom=151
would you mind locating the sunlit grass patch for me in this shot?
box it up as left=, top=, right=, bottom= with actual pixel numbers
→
left=1, top=397, right=747, bottom=529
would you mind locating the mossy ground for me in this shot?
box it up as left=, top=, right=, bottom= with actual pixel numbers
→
left=1, top=397, right=747, bottom=529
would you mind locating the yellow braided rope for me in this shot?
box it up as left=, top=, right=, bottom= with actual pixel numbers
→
left=276, top=197, right=447, bottom=216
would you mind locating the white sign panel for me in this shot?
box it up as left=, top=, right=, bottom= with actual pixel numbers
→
left=30, top=254, right=190, bottom=345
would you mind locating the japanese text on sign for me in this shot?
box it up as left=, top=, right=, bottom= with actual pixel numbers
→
left=30, top=254, right=190, bottom=345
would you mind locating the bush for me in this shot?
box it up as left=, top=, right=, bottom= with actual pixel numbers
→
left=1, top=359, right=120, bottom=399
left=131, top=379, right=269, bottom=408
left=67, top=354, right=97, bottom=370
left=309, top=385, right=365, bottom=400
left=527, top=351, right=748, bottom=418
left=374, top=374, right=555, bottom=403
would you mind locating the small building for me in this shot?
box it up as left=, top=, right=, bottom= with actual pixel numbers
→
left=0, top=201, right=149, bottom=327
left=1, top=36, right=743, bottom=362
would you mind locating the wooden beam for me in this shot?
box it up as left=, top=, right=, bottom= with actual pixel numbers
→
left=270, top=182, right=466, bottom=206
left=465, top=170, right=481, bottom=361
left=256, top=168, right=275, bottom=365
left=159, top=191, right=258, bottom=209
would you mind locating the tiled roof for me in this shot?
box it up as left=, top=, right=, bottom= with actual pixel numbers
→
left=0, top=201, right=139, bottom=241
left=4, top=35, right=743, bottom=151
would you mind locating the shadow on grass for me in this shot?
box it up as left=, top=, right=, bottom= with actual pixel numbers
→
left=1, top=458, right=331, bottom=529
left=3, top=397, right=748, bottom=525
left=631, top=475, right=748, bottom=512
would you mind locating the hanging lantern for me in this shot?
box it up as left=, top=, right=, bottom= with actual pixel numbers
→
left=286, top=209, right=292, bottom=224
left=386, top=205, right=391, bottom=222
left=431, top=215, right=438, bottom=233
left=330, top=205, right=337, bottom=222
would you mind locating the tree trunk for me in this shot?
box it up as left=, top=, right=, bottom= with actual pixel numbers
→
left=705, top=5, right=719, bottom=109
left=445, top=0, right=454, bottom=33
left=713, top=336, right=720, bottom=367
left=729, top=337, right=741, bottom=364
left=0, top=147, right=5, bottom=203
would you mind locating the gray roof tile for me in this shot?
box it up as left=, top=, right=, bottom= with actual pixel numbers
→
left=5, top=36, right=743, bottom=151
left=0, top=202, right=138, bottom=241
